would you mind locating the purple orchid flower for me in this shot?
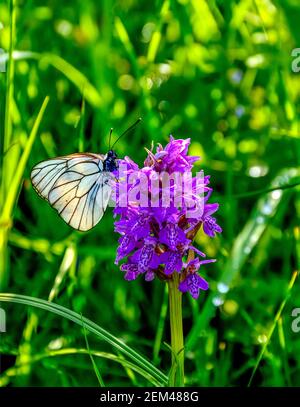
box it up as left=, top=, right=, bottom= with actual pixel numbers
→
left=159, top=219, right=190, bottom=250
left=113, top=136, right=222, bottom=299
left=202, top=203, right=223, bottom=238
left=178, top=258, right=216, bottom=299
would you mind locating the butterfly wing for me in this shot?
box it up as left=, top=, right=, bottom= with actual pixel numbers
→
left=31, top=153, right=114, bottom=231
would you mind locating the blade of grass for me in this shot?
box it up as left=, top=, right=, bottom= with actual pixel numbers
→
left=8, top=231, right=66, bottom=257
left=114, top=18, right=137, bottom=69
left=114, top=17, right=159, bottom=141
left=81, top=314, right=105, bottom=387
left=116, top=351, right=138, bottom=386
left=3, top=0, right=16, bottom=152
left=1, top=0, right=16, bottom=213
left=248, top=270, right=299, bottom=386
left=153, top=284, right=168, bottom=364
left=48, top=243, right=77, bottom=302
left=277, top=317, right=292, bottom=386
left=77, top=95, right=86, bottom=152
left=147, top=0, right=170, bottom=63
left=187, top=168, right=300, bottom=349
left=0, top=51, right=102, bottom=108
left=0, top=293, right=168, bottom=386
left=232, top=180, right=300, bottom=199
left=0, top=96, right=49, bottom=289
left=0, top=348, right=163, bottom=387
left=14, top=312, right=38, bottom=382
left=253, top=0, right=269, bottom=42
left=41, top=53, right=102, bottom=108
left=1, top=96, right=49, bottom=221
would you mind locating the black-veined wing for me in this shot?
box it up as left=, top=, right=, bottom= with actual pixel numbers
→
left=31, top=153, right=114, bottom=231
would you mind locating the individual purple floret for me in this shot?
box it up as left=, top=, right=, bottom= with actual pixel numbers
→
left=113, top=136, right=222, bottom=299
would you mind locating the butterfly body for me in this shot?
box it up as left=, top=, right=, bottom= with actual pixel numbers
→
left=103, top=150, right=118, bottom=172
left=31, top=151, right=118, bottom=231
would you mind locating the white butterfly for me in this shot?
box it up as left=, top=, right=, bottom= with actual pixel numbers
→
left=31, top=151, right=118, bottom=231
left=31, top=119, right=141, bottom=231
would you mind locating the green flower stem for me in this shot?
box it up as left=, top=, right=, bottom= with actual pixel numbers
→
left=168, top=272, right=184, bottom=387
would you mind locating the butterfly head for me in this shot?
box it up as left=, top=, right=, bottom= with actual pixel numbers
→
left=103, top=150, right=118, bottom=172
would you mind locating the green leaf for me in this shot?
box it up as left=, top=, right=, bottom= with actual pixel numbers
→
left=187, top=168, right=300, bottom=350
left=0, top=51, right=102, bottom=108
left=0, top=293, right=168, bottom=386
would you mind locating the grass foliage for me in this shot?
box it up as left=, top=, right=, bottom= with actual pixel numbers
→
left=0, top=0, right=300, bottom=386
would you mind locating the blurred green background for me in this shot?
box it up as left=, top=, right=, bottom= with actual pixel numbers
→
left=1, top=0, right=300, bottom=387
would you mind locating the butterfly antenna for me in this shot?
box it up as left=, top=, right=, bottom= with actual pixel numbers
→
left=108, top=127, right=113, bottom=150
left=111, top=118, right=142, bottom=150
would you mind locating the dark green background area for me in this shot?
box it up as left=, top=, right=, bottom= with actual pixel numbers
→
left=0, top=0, right=300, bottom=387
